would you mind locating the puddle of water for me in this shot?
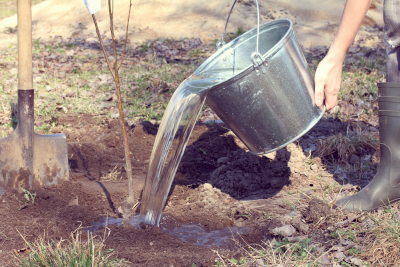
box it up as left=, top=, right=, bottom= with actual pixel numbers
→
left=139, top=70, right=234, bottom=226
left=88, top=215, right=249, bottom=251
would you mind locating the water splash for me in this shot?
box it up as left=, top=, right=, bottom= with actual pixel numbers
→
left=88, top=215, right=249, bottom=251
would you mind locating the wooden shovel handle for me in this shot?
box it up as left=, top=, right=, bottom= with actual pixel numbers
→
left=18, top=0, right=33, bottom=90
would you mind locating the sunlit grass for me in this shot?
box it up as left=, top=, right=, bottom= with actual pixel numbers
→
left=14, top=228, right=129, bottom=266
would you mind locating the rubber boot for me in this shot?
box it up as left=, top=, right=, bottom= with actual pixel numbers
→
left=334, top=82, right=400, bottom=211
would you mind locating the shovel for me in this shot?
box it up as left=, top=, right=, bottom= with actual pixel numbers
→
left=0, top=0, right=68, bottom=191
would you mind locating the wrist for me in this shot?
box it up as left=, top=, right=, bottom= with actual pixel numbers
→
left=325, top=41, right=348, bottom=63
left=325, top=47, right=347, bottom=65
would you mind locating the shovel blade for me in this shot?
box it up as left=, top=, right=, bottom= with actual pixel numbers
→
left=33, top=132, right=69, bottom=187
left=0, top=131, right=28, bottom=189
left=0, top=131, right=69, bottom=190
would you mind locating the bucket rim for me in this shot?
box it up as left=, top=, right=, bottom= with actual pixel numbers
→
left=378, top=82, right=400, bottom=88
left=195, top=18, right=294, bottom=84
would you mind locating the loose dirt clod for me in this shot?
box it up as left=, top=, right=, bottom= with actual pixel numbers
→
left=304, top=198, right=332, bottom=223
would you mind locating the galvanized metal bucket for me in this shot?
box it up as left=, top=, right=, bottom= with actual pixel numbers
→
left=196, top=0, right=325, bottom=154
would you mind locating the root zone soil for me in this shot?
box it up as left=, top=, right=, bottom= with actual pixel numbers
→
left=0, top=114, right=355, bottom=266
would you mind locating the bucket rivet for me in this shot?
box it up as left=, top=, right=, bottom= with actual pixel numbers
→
left=223, top=57, right=226, bottom=61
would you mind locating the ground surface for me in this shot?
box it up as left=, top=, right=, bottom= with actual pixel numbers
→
left=0, top=112, right=387, bottom=266
left=0, top=115, right=376, bottom=266
left=0, top=1, right=398, bottom=266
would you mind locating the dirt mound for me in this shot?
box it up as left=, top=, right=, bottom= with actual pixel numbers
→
left=209, top=148, right=290, bottom=197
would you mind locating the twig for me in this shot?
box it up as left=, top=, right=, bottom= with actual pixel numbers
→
left=132, top=201, right=140, bottom=210
left=91, top=14, right=115, bottom=80
left=118, top=0, right=132, bottom=70
left=335, top=214, right=363, bottom=228
left=312, top=247, right=334, bottom=265
left=16, top=229, right=29, bottom=250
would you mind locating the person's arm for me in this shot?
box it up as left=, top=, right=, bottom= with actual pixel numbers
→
left=315, top=0, right=372, bottom=110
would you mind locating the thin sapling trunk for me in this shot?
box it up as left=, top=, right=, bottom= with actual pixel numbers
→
left=91, top=0, right=134, bottom=227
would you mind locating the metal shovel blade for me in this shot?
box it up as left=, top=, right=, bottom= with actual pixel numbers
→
left=0, top=131, right=69, bottom=190
left=0, top=0, right=69, bottom=191
left=0, top=90, right=69, bottom=190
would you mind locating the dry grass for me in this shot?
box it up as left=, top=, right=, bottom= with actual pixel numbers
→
left=317, top=126, right=379, bottom=163
left=13, top=225, right=129, bottom=266
left=213, top=196, right=400, bottom=266
left=214, top=234, right=336, bottom=266
left=360, top=203, right=400, bottom=266
left=101, top=166, right=122, bottom=181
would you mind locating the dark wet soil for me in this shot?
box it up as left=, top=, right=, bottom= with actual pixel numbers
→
left=0, top=113, right=375, bottom=266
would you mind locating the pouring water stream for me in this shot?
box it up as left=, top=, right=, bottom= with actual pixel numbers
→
left=139, top=70, right=235, bottom=226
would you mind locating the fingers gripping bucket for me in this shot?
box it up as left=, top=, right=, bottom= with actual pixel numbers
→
left=198, top=2, right=325, bottom=154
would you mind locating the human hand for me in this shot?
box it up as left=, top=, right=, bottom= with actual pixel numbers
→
left=314, top=55, right=344, bottom=110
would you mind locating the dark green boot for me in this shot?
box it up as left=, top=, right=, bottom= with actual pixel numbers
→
left=334, top=82, right=400, bottom=211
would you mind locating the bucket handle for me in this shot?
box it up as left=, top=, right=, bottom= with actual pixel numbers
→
left=216, top=0, right=266, bottom=74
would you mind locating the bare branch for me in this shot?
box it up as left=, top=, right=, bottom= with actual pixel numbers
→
left=108, top=0, right=116, bottom=57
left=91, top=14, right=115, bottom=80
left=107, top=0, right=134, bottom=227
left=108, top=0, right=118, bottom=86
left=118, top=0, right=132, bottom=70
left=108, top=0, right=118, bottom=70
